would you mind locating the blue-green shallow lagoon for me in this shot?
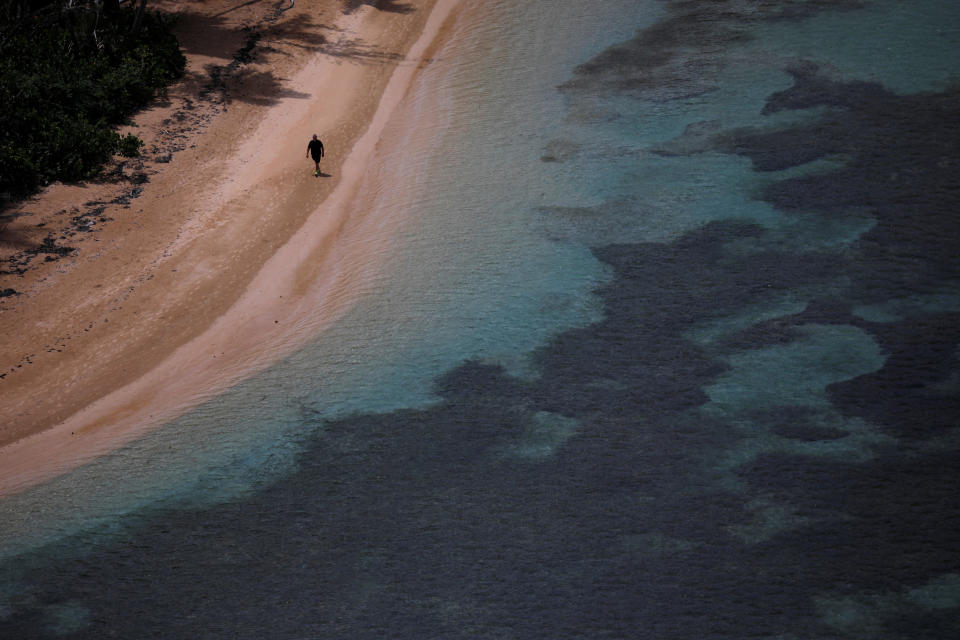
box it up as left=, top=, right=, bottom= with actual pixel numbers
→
left=2, top=1, right=959, bottom=637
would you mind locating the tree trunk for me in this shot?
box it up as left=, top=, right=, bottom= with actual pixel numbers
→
left=130, top=0, right=146, bottom=34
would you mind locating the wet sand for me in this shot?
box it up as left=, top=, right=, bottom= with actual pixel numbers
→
left=0, top=0, right=459, bottom=494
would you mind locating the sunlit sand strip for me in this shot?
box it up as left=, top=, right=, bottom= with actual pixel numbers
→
left=0, top=0, right=462, bottom=497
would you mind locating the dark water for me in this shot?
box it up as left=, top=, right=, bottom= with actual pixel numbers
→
left=2, top=0, right=959, bottom=637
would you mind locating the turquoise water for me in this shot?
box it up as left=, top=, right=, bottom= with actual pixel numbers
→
left=2, top=1, right=959, bottom=637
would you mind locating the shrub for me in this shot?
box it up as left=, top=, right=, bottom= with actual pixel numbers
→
left=117, top=133, right=145, bottom=158
left=0, top=2, right=186, bottom=206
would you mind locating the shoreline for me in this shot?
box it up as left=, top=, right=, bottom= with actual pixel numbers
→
left=0, top=0, right=460, bottom=496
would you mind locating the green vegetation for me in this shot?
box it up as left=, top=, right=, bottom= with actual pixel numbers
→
left=0, top=1, right=185, bottom=206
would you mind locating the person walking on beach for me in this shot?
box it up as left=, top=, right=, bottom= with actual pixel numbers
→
left=306, top=134, right=325, bottom=176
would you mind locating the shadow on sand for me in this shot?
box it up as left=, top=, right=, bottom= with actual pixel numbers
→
left=342, top=0, right=414, bottom=15
left=174, top=4, right=411, bottom=108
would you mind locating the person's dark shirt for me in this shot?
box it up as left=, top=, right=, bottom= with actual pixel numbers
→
left=308, top=139, right=324, bottom=159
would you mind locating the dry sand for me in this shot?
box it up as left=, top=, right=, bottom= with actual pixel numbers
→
left=0, top=0, right=460, bottom=495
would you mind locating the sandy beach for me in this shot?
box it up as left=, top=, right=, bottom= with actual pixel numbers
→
left=0, top=0, right=458, bottom=494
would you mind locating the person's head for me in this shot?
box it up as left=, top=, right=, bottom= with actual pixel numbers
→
left=312, top=134, right=318, bottom=140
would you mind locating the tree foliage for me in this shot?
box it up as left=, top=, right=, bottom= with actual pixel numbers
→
left=0, top=1, right=185, bottom=205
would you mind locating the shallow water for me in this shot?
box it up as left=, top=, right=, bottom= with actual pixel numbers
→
left=2, top=0, right=959, bottom=637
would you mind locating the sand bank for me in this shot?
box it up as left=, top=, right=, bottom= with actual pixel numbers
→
left=0, top=0, right=461, bottom=495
